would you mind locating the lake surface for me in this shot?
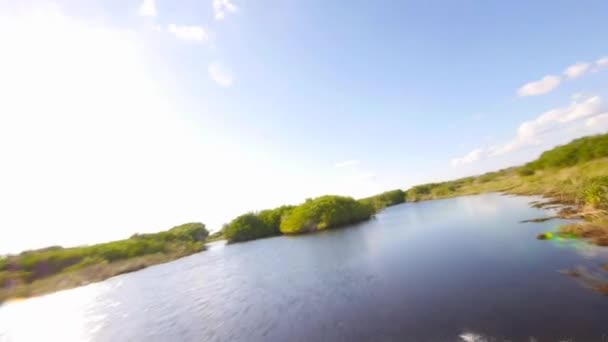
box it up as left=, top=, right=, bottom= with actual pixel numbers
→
left=2, top=194, right=608, bottom=341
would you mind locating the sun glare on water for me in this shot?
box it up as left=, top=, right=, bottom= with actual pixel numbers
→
left=0, top=282, right=118, bottom=342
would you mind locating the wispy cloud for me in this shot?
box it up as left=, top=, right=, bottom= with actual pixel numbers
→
left=168, top=24, right=208, bottom=42
left=213, top=0, right=238, bottom=20
left=208, top=61, right=233, bottom=86
left=138, top=0, right=157, bottom=17
left=517, top=56, right=607, bottom=97
left=517, top=75, right=561, bottom=97
left=564, top=62, right=591, bottom=79
left=334, top=159, right=360, bottom=168
left=451, top=95, right=608, bottom=166
left=451, top=148, right=484, bottom=167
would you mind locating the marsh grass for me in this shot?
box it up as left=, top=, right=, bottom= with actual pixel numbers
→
left=0, top=245, right=204, bottom=303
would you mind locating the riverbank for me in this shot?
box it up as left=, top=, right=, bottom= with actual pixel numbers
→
left=0, top=246, right=205, bottom=303
left=0, top=223, right=208, bottom=303
left=404, top=134, right=608, bottom=246
left=419, top=158, right=608, bottom=246
left=2, top=134, right=607, bottom=301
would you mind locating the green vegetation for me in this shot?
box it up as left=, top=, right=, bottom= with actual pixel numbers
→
left=206, top=230, right=225, bottom=242
left=222, top=206, right=294, bottom=243
left=525, top=133, right=608, bottom=170
left=404, top=133, right=608, bottom=208
left=221, top=191, right=407, bottom=243
left=359, top=189, right=406, bottom=210
left=404, top=133, right=608, bottom=246
left=0, top=223, right=208, bottom=302
left=4, top=132, right=608, bottom=301
left=280, top=195, right=374, bottom=234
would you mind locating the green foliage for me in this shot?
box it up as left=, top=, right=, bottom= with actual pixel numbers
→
left=206, top=231, right=225, bottom=242
left=406, top=181, right=462, bottom=201
left=406, top=184, right=433, bottom=201
left=477, top=171, right=501, bottom=183
left=359, top=189, right=405, bottom=211
left=223, top=213, right=271, bottom=243
left=527, top=133, right=608, bottom=170
left=1, top=222, right=208, bottom=284
left=258, top=206, right=295, bottom=232
left=582, top=176, right=608, bottom=208
left=280, top=195, right=374, bottom=234
left=222, top=206, right=294, bottom=243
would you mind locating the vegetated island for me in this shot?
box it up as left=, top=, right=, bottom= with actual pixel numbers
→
left=2, top=132, right=608, bottom=302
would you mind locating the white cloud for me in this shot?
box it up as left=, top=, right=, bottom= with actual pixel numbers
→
left=515, top=96, right=601, bottom=138
left=451, top=148, right=484, bottom=166
left=168, top=24, right=208, bottom=42
left=517, top=56, right=608, bottom=96
left=451, top=95, right=607, bottom=166
left=564, top=62, right=590, bottom=79
left=208, top=61, right=233, bottom=86
left=138, top=0, right=156, bottom=17
left=213, top=0, right=238, bottom=20
left=517, top=75, right=561, bottom=97
left=335, top=159, right=360, bottom=168
left=586, top=113, right=608, bottom=129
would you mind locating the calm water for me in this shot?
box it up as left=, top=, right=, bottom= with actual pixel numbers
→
left=2, top=194, right=608, bottom=342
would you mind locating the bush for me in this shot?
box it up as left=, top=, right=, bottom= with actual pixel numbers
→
left=223, top=213, right=272, bottom=243
left=222, top=206, right=294, bottom=243
left=280, top=195, right=374, bottom=234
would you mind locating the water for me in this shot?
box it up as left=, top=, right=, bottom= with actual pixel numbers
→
left=1, top=194, right=608, bottom=341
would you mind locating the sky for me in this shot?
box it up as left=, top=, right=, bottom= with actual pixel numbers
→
left=1, top=0, right=607, bottom=253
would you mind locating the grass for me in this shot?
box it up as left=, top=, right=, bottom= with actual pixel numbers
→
left=409, top=158, right=608, bottom=204
left=557, top=221, right=608, bottom=246
left=0, top=243, right=204, bottom=303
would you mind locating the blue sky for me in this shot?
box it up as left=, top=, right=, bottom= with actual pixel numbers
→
left=1, top=0, right=607, bottom=252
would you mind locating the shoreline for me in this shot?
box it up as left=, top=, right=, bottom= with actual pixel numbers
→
left=0, top=246, right=205, bottom=304
left=2, top=191, right=606, bottom=304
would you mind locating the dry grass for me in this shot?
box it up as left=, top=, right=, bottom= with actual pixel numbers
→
left=558, top=222, right=608, bottom=246
left=419, top=158, right=608, bottom=204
